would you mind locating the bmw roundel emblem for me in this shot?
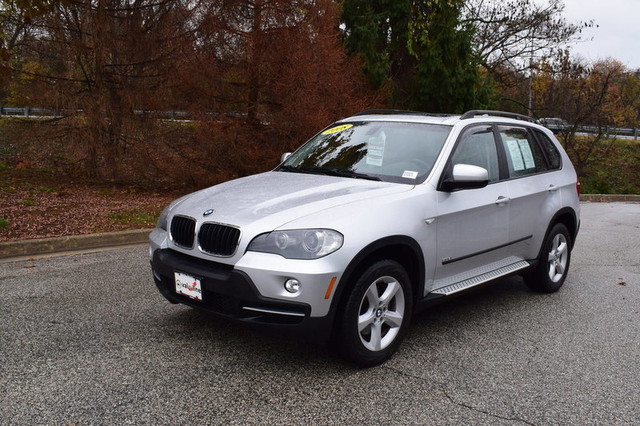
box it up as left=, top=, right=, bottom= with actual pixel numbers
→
left=203, top=209, right=215, bottom=216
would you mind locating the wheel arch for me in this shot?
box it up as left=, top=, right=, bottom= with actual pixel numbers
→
left=548, top=207, right=579, bottom=250
left=529, top=207, right=578, bottom=267
left=329, top=235, right=425, bottom=321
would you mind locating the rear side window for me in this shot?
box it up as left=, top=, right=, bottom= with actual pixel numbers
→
left=497, top=126, right=548, bottom=178
left=534, top=130, right=562, bottom=169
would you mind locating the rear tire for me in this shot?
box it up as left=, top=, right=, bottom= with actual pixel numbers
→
left=524, top=223, right=572, bottom=293
left=336, top=260, right=413, bottom=367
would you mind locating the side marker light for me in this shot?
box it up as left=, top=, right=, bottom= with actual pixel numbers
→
left=324, top=277, right=337, bottom=300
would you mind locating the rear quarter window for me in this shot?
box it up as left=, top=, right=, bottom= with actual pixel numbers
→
left=534, top=130, right=562, bottom=169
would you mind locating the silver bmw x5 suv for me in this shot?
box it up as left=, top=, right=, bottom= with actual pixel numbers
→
left=149, top=110, right=580, bottom=366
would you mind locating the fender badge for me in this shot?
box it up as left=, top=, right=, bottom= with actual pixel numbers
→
left=203, top=209, right=215, bottom=216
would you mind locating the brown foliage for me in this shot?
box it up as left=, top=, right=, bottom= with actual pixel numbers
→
left=172, top=0, right=384, bottom=185
left=2, top=0, right=382, bottom=187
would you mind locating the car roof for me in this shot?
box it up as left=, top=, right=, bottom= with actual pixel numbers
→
left=341, top=113, right=460, bottom=126
left=339, top=109, right=540, bottom=128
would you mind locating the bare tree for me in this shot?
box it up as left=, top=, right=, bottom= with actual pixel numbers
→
left=2, top=0, right=378, bottom=186
left=463, top=0, right=590, bottom=76
left=4, top=0, right=198, bottom=178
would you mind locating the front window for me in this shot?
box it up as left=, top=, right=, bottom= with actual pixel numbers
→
left=450, top=125, right=500, bottom=182
left=278, top=121, right=451, bottom=184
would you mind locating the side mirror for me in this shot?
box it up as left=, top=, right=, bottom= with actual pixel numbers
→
left=280, top=152, right=292, bottom=163
left=440, top=164, right=489, bottom=192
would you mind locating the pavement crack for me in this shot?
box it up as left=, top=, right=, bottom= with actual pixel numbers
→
left=384, top=365, right=537, bottom=425
left=440, top=386, right=537, bottom=426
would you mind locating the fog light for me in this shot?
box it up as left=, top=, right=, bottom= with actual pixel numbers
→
left=284, top=279, right=301, bottom=294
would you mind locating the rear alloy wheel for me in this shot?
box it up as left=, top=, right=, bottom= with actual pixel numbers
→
left=524, top=223, right=572, bottom=293
left=338, top=260, right=412, bottom=367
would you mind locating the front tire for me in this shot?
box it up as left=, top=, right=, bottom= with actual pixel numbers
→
left=337, top=260, right=413, bottom=367
left=524, top=223, right=572, bottom=293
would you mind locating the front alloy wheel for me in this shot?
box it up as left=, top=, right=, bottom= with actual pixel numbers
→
left=357, top=275, right=405, bottom=352
left=337, top=260, right=412, bottom=367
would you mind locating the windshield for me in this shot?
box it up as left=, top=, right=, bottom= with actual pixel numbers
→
left=277, top=121, right=451, bottom=184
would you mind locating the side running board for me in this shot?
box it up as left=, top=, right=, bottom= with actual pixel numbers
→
left=431, top=260, right=530, bottom=296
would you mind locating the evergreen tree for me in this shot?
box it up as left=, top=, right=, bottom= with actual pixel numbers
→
left=341, top=0, right=492, bottom=112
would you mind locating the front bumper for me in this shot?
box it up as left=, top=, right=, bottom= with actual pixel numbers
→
left=151, top=249, right=335, bottom=341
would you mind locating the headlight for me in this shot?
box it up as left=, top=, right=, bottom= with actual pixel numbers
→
left=156, top=195, right=190, bottom=231
left=247, top=229, right=343, bottom=259
left=157, top=205, right=171, bottom=231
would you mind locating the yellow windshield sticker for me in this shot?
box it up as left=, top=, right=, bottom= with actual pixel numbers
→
left=322, top=124, right=353, bottom=135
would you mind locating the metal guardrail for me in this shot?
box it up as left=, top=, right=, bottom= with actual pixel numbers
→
left=0, top=106, right=55, bottom=117
left=578, top=125, right=639, bottom=139
left=1, top=106, right=638, bottom=139
left=0, top=106, right=191, bottom=120
left=542, top=122, right=639, bottom=140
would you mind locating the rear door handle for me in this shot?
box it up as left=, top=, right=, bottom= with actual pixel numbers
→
left=495, top=196, right=510, bottom=206
left=548, top=184, right=559, bottom=192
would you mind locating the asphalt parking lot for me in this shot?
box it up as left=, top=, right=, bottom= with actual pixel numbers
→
left=1, top=202, right=638, bottom=425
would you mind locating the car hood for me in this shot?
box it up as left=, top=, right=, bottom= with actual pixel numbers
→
left=170, top=171, right=413, bottom=230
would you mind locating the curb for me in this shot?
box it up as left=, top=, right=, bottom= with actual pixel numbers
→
left=0, top=229, right=152, bottom=260
left=580, top=194, right=640, bottom=202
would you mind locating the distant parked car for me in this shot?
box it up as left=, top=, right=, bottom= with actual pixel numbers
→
left=149, top=109, right=581, bottom=366
left=538, top=117, right=571, bottom=134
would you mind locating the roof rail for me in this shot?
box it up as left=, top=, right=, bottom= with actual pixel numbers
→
left=460, top=110, right=535, bottom=122
left=353, top=109, right=452, bottom=118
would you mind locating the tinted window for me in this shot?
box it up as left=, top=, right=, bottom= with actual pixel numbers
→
left=450, top=126, right=499, bottom=182
left=498, top=126, right=548, bottom=178
left=282, top=121, right=451, bottom=184
left=534, top=130, right=562, bottom=169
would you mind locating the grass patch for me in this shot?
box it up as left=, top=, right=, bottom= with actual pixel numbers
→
left=21, top=198, right=36, bottom=206
left=109, top=209, right=160, bottom=227
left=37, top=185, right=56, bottom=193
left=575, top=138, right=640, bottom=194
left=0, top=217, right=9, bottom=229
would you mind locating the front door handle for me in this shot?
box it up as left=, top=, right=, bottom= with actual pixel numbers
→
left=495, top=196, right=510, bottom=206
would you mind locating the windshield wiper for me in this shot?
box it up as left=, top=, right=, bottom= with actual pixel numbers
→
left=302, top=167, right=381, bottom=181
left=275, top=164, right=302, bottom=173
